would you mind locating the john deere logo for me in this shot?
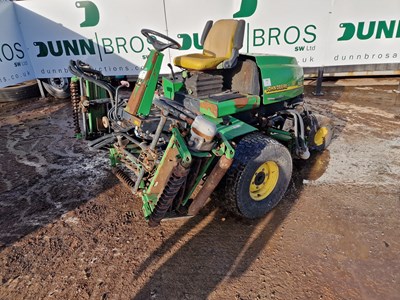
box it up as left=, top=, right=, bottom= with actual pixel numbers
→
left=76, top=1, right=100, bottom=28
left=338, top=20, right=400, bottom=41
left=233, top=0, right=257, bottom=18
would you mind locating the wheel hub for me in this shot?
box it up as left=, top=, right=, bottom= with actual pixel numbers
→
left=49, top=78, right=67, bottom=89
left=254, top=172, right=266, bottom=185
left=314, top=127, right=329, bottom=146
left=249, top=161, right=279, bottom=201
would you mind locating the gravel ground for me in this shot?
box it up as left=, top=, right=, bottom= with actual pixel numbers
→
left=0, top=79, right=399, bottom=299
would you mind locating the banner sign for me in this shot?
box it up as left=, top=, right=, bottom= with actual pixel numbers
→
left=0, top=0, right=399, bottom=87
left=325, top=0, right=400, bottom=66
left=15, top=0, right=166, bottom=79
left=0, top=0, right=34, bottom=88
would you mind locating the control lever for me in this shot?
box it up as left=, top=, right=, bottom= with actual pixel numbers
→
left=167, top=63, right=175, bottom=80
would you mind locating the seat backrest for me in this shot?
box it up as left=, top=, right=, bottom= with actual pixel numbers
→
left=202, top=19, right=245, bottom=68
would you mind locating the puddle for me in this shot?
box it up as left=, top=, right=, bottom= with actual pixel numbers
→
left=295, top=150, right=331, bottom=181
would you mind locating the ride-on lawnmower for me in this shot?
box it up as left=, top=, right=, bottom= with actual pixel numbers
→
left=69, top=19, right=333, bottom=227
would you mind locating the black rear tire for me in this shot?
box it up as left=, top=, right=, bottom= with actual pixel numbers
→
left=220, top=133, right=292, bottom=219
left=0, top=80, right=40, bottom=102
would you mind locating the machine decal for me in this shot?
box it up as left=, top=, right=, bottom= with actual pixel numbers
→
left=264, top=84, right=302, bottom=94
left=263, top=78, right=272, bottom=86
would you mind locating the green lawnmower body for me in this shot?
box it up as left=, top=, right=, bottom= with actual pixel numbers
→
left=133, top=51, right=303, bottom=119
left=69, top=24, right=332, bottom=226
left=118, top=50, right=302, bottom=218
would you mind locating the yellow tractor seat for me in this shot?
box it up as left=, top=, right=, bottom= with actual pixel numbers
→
left=174, top=54, right=226, bottom=71
left=174, top=19, right=245, bottom=71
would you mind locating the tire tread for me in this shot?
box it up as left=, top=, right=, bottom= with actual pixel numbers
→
left=221, top=132, right=292, bottom=218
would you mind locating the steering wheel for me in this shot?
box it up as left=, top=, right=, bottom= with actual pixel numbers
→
left=141, top=29, right=181, bottom=52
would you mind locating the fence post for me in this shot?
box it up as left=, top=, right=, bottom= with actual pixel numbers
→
left=313, top=67, right=324, bottom=96
left=36, top=79, right=46, bottom=99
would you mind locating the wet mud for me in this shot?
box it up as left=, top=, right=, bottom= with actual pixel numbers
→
left=0, top=81, right=399, bottom=299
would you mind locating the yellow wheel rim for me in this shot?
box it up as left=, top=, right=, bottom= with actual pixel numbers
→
left=314, top=127, right=329, bottom=146
left=249, top=161, right=279, bottom=201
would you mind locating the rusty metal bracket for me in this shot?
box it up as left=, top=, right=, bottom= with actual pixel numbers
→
left=171, top=127, right=192, bottom=167
left=188, top=155, right=233, bottom=216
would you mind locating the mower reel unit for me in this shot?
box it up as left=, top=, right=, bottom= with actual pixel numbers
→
left=69, top=20, right=333, bottom=226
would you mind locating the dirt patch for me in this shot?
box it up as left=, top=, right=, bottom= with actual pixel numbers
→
left=0, top=83, right=399, bottom=299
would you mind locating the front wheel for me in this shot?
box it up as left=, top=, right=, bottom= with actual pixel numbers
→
left=306, top=114, right=334, bottom=151
left=221, top=133, right=292, bottom=219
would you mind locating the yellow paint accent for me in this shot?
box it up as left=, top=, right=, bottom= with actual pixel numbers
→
left=174, top=54, right=226, bottom=71
left=264, top=85, right=302, bottom=95
left=203, top=19, right=236, bottom=58
left=249, top=161, right=279, bottom=201
left=129, top=116, right=142, bottom=127
left=174, top=19, right=238, bottom=70
left=314, top=127, right=329, bottom=146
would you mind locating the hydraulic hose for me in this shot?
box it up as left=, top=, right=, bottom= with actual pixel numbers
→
left=69, top=61, right=115, bottom=97
left=153, top=98, right=194, bottom=124
left=76, top=60, right=104, bottom=78
left=69, top=60, right=115, bottom=100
